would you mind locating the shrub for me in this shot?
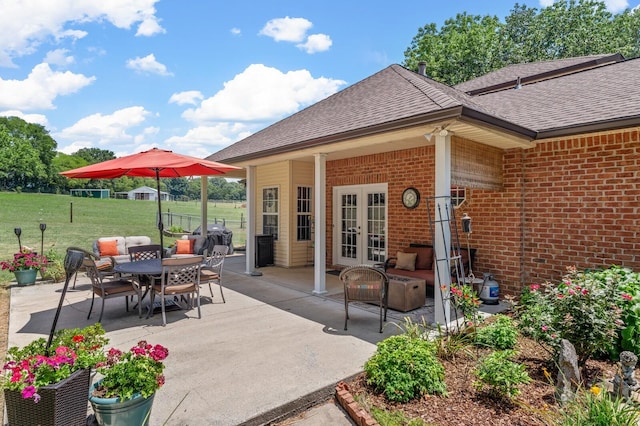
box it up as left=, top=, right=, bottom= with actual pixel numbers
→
left=473, top=350, right=530, bottom=399
left=475, top=314, right=518, bottom=350
left=515, top=266, right=623, bottom=365
left=364, top=335, right=446, bottom=402
left=593, top=266, right=640, bottom=357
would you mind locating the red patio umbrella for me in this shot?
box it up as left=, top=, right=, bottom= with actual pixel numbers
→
left=60, top=148, right=241, bottom=249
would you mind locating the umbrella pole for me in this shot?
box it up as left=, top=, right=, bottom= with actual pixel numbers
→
left=46, top=249, right=84, bottom=355
left=156, top=171, right=164, bottom=254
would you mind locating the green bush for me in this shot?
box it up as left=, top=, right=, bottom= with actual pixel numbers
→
left=473, top=350, right=530, bottom=399
left=515, top=266, right=623, bottom=365
left=364, top=335, right=447, bottom=403
left=475, top=314, right=518, bottom=350
left=592, top=266, right=640, bottom=358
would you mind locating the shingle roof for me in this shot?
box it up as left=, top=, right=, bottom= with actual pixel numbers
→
left=473, top=56, right=640, bottom=135
left=209, top=54, right=640, bottom=163
left=209, top=65, right=518, bottom=162
left=454, top=54, right=623, bottom=95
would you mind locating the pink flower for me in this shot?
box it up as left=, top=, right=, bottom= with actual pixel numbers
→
left=622, top=293, right=633, bottom=301
left=541, top=325, right=548, bottom=332
left=530, top=284, right=540, bottom=291
left=582, top=289, right=589, bottom=295
left=21, top=386, right=36, bottom=399
left=568, top=289, right=576, bottom=295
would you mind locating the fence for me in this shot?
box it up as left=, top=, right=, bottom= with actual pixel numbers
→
left=161, top=211, right=246, bottom=247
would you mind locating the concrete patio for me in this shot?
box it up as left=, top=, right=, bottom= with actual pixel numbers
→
left=6, top=254, right=404, bottom=425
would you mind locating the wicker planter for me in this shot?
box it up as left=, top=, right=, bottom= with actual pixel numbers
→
left=4, top=368, right=91, bottom=426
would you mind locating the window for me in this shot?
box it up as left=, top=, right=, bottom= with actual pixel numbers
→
left=451, top=186, right=466, bottom=208
left=262, top=187, right=279, bottom=239
left=296, top=186, right=312, bottom=241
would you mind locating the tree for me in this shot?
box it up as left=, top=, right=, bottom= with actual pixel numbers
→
left=74, top=147, right=116, bottom=164
left=403, top=0, right=640, bottom=86
left=0, top=117, right=57, bottom=192
left=404, top=13, right=504, bottom=85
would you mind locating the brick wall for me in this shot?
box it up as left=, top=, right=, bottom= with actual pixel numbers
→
left=325, top=128, right=640, bottom=295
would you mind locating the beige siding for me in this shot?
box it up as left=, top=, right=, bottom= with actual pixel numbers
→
left=289, top=161, right=315, bottom=267
left=256, top=162, right=289, bottom=267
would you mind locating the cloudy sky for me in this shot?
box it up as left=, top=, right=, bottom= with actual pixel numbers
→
left=0, top=0, right=636, bottom=158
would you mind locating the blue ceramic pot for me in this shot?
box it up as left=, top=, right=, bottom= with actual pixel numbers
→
left=89, top=381, right=155, bottom=426
left=14, top=269, right=37, bottom=285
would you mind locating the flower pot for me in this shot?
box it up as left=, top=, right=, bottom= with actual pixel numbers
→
left=89, top=382, right=155, bottom=426
left=4, top=368, right=91, bottom=426
left=14, top=268, right=38, bottom=285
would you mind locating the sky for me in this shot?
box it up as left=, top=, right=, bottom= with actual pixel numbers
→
left=1, top=0, right=637, bottom=159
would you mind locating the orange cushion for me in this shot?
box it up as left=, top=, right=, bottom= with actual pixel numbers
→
left=98, top=240, right=119, bottom=256
left=175, top=239, right=195, bottom=254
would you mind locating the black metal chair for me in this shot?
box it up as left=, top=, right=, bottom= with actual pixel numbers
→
left=339, top=265, right=389, bottom=333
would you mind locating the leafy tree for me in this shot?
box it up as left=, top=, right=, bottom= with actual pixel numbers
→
left=404, top=13, right=503, bottom=85
left=0, top=117, right=56, bottom=192
left=74, top=147, right=116, bottom=164
left=403, top=0, right=640, bottom=86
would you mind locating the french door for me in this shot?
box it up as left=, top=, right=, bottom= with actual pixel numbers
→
left=334, top=184, right=387, bottom=266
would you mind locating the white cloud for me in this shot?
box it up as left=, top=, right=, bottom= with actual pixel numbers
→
left=56, top=106, right=151, bottom=147
left=169, top=91, right=204, bottom=106
left=182, top=64, right=346, bottom=124
left=44, top=49, right=75, bottom=67
left=126, top=53, right=173, bottom=76
left=165, top=124, right=252, bottom=159
left=230, top=28, right=241, bottom=36
left=539, top=0, right=629, bottom=12
left=0, top=110, right=49, bottom=127
left=259, top=17, right=312, bottom=42
left=0, top=63, right=95, bottom=110
left=0, top=0, right=164, bottom=66
left=297, top=33, right=332, bottom=54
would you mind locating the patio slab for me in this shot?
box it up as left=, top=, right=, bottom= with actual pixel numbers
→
left=6, top=254, right=397, bottom=425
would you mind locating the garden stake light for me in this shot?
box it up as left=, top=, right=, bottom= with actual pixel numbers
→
left=40, top=223, right=46, bottom=255
left=14, top=227, right=21, bottom=252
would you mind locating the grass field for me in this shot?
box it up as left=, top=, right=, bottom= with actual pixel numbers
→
left=0, top=192, right=246, bottom=283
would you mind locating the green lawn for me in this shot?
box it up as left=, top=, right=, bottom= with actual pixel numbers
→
left=0, top=192, right=246, bottom=283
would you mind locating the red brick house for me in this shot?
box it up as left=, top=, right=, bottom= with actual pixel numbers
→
left=208, top=53, right=639, bottom=318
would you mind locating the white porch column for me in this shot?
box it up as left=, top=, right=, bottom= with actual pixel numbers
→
left=200, top=176, right=207, bottom=237
left=313, top=153, right=327, bottom=294
left=245, top=165, right=262, bottom=276
left=433, top=129, right=452, bottom=326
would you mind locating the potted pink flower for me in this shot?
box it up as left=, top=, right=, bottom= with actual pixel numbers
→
left=1, top=324, right=108, bottom=425
left=89, top=340, right=169, bottom=426
left=1, top=248, right=48, bottom=285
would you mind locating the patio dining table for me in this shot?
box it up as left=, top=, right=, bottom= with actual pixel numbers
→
left=114, top=259, right=183, bottom=317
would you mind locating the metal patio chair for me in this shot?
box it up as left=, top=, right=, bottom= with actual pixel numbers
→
left=148, top=256, right=203, bottom=326
left=84, top=256, right=141, bottom=322
left=339, top=264, right=389, bottom=333
left=200, top=245, right=229, bottom=303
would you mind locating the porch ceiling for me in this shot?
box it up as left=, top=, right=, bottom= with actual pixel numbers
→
left=223, top=118, right=534, bottom=177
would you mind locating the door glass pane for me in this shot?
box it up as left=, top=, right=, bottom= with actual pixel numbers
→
left=340, top=194, right=357, bottom=259
left=367, top=192, right=386, bottom=262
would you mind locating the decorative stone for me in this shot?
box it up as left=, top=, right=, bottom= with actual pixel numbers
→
left=612, top=351, right=639, bottom=399
left=556, top=339, right=581, bottom=404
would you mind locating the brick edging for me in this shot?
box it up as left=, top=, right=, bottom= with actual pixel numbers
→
left=335, top=381, right=379, bottom=426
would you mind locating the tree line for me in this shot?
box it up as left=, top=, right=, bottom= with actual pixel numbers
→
left=0, top=116, right=245, bottom=201
left=3, top=1, right=637, bottom=197
left=403, top=0, right=640, bottom=85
